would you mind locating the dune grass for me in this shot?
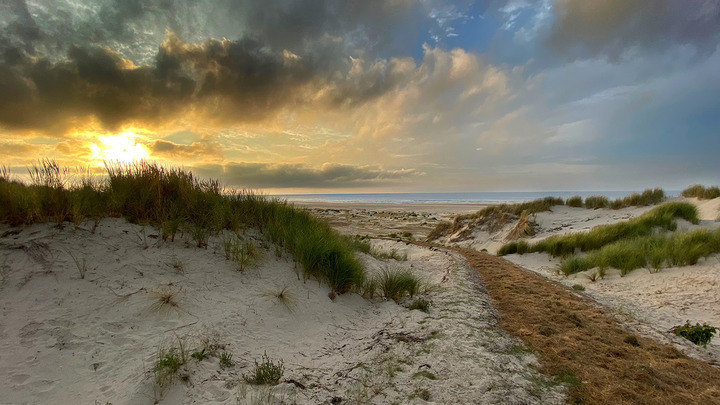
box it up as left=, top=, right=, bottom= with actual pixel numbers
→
left=584, top=195, right=609, bottom=209
left=609, top=188, right=665, bottom=209
left=499, top=202, right=700, bottom=257
left=244, top=353, right=285, bottom=385
left=566, top=196, right=583, bottom=207
left=558, top=228, right=720, bottom=276
left=0, top=161, right=365, bottom=292
left=682, top=184, right=720, bottom=200
left=378, top=269, right=421, bottom=301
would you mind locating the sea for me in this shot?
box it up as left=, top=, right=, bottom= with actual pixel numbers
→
left=273, top=191, right=681, bottom=205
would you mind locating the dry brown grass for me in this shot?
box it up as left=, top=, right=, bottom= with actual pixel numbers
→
left=454, top=247, right=720, bottom=404
left=505, top=210, right=536, bottom=240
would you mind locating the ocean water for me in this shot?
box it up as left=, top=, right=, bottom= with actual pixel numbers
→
left=273, top=191, right=681, bottom=204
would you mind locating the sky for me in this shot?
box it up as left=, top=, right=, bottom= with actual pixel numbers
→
left=0, top=0, right=719, bottom=193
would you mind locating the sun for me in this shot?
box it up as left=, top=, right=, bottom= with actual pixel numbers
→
left=91, top=132, right=150, bottom=164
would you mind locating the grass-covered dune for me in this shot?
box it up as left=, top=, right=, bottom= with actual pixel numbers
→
left=0, top=161, right=364, bottom=292
left=498, top=202, right=700, bottom=257
left=682, top=184, right=720, bottom=200
left=427, top=189, right=667, bottom=242
left=559, top=228, right=720, bottom=276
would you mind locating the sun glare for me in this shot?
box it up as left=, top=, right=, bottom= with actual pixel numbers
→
left=91, top=132, right=150, bottom=164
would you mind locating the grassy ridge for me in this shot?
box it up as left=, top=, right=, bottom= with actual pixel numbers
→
left=559, top=228, right=720, bottom=276
left=565, top=188, right=664, bottom=210
left=682, top=184, right=720, bottom=200
left=499, top=202, right=699, bottom=257
left=0, top=161, right=364, bottom=292
left=428, top=189, right=666, bottom=241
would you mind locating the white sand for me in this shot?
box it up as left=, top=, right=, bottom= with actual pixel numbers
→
left=0, top=219, right=564, bottom=404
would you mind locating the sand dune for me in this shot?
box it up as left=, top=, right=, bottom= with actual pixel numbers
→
left=429, top=197, right=720, bottom=366
left=0, top=219, right=563, bottom=404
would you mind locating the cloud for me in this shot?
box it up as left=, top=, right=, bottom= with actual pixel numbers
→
left=195, top=162, right=421, bottom=188
left=149, top=139, right=223, bottom=162
left=549, top=0, right=720, bottom=58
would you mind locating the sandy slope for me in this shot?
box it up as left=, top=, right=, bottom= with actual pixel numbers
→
left=481, top=198, right=720, bottom=366
left=0, top=219, right=564, bottom=404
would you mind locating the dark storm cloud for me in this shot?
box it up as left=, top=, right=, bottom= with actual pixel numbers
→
left=195, top=162, right=419, bottom=188
left=0, top=0, right=426, bottom=133
left=0, top=32, right=409, bottom=133
left=549, top=0, right=720, bottom=58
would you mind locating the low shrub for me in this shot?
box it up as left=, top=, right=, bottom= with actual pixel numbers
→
left=682, top=184, right=720, bottom=200
left=673, top=322, right=717, bottom=346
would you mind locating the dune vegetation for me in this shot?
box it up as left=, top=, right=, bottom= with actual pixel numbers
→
left=566, top=188, right=664, bottom=210
left=682, top=184, right=720, bottom=200
left=499, top=202, right=699, bottom=257
left=558, top=228, right=720, bottom=276
left=428, top=189, right=667, bottom=241
left=0, top=160, right=365, bottom=292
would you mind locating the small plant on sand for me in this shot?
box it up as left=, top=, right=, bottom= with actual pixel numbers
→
left=371, top=248, right=408, bottom=261
left=266, top=285, right=296, bottom=311
left=244, top=353, right=284, bottom=385
left=566, top=196, right=583, bottom=207
left=408, top=298, right=431, bottom=312
left=153, top=341, right=188, bottom=387
left=149, top=288, right=181, bottom=312
left=219, top=351, right=235, bottom=368
left=191, top=348, right=209, bottom=362
left=359, top=277, right=379, bottom=299
left=67, top=250, right=92, bottom=279
left=572, top=284, right=585, bottom=291
left=673, top=322, right=717, bottom=346
left=223, top=235, right=261, bottom=271
left=379, top=269, right=421, bottom=301
left=167, top=257, right=184, bottom=273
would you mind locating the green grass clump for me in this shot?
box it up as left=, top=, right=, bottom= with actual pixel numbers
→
left=426, top=221, right=452, bottom=241
left=673, top=322, right=717, bottom=346
left=497, top=240, right=530, bottom=256
left=0, top=161, right=365, bottom=293
left=584, top=195, right=609, bottom=209
left=379, top=270, right=421, bottom=301
left=244, top=353, right=284, bottom=385
left=609, top=188, right=665, bottom=209
left=408, top=298, right=431, bottom=312
left=219, top=351, right=235, bottom=368
left=474, top=197, right=564, bottom=218
left=566, top=196, right=583, bottom=207
left=558, top=228, right=720, bottom=276
left=682, top=185, right=720, bottom=200
left=223, top=235, right=261, bottom=271
left=153, top=342, right=188, bottom=387
left=518, top=202, right=699, bottom=258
